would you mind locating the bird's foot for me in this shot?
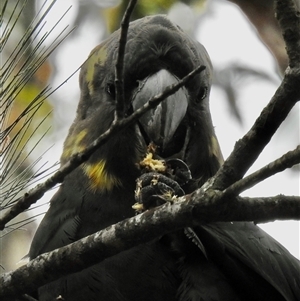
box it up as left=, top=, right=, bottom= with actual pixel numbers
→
left=133, top=155, right=192, bottom=212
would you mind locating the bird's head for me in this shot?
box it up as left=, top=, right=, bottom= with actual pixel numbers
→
left=61, top=15, right=223, bottom=192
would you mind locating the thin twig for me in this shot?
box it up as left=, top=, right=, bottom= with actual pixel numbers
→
left=114, top=0, right=137, bottom=119
left=223, top=145, right=300, bottom=196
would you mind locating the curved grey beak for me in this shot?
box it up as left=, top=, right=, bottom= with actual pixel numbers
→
left=132, top=69, right=188, bottom=152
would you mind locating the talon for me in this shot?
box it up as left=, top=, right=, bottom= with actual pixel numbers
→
left=166, top=158, right=192, bottom=186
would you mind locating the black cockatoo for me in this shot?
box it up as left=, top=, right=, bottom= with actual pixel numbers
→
left=29, top=15, right=300, bottom=301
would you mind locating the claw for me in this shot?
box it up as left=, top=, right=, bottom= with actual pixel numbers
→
left=166, top=158, right=192, bottom=186
left=184, top=227, right=208, bottom=260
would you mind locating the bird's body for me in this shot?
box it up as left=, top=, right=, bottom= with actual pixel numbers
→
left=29, top=15, right=300, bottom=301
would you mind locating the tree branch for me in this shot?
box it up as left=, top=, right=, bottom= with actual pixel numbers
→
left=237, top=195, right=300, bottom=223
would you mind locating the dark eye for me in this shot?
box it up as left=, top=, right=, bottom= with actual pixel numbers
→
left=106, top=83, right=116, bottom=98
left=196, top=86, right=208, bottom=103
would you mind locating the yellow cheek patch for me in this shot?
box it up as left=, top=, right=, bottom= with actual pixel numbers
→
left=61, top=130, right=88, bottom=160
left=83, top=160, right=122, bottom=192
left=85, top=46, right=107, bottom=93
